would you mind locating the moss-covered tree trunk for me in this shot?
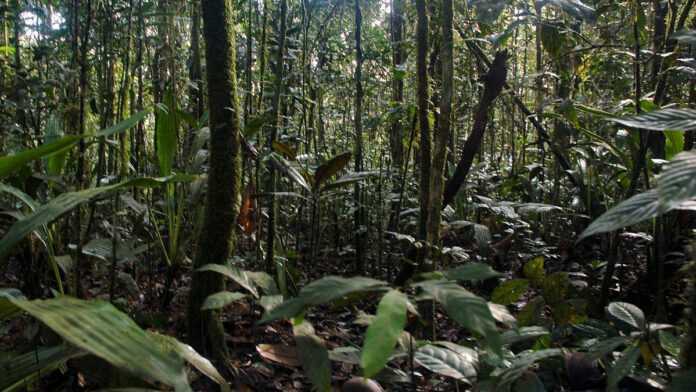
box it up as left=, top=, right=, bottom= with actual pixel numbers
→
left=187, top=0, right=242, bottom=364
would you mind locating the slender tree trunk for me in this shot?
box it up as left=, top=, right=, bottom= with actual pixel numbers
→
left=426, top=0, right=452, bottom=247
left=443, top=52, right=509, bottom=207
left=189, top=0, right=203, bottom=119
left=388, top=0, right=404, bottom=231
left=416, top=0, right=430, bottom=241
left=265, top=0, right=287, bottom=273
left=187, top=0, right=242, bottom=366
left=354, top=0, right=366, bottom=273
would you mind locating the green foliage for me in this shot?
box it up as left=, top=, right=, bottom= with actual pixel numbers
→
left=8, top=297, right=192, bottom=391
left=293, top=320, right=331, bottom=392
left=414, top=344, right=477, bottom=381
left=0, top=176, right=192, bottom=259
left=360, top=289, right=408, bottom=377
left=201, top=291, right=246, bottom=311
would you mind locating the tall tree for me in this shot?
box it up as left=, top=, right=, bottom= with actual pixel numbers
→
left=265, top=0, right=288, bottom=273
left=426, top=0, right=452, bottom=247
left=354, top=0, right=366, bottom=272
left=187, top=0, right=242, bottom=364
left=415, top=0, right=430, bottom=242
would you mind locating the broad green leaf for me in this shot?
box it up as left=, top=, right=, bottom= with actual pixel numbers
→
left=323, top=171, right=377, bottom=190
left=11, top=297, right=191, bottom=391
left=314, top=152, right=351, bottom=189
left=517, top=297, right=546, bottom=327
left=493, top=349, right=563, bottom=386
left=0, top=345, right=83, bottom=391
left=44, top=114, right=69, bottom=176
left=156, top=93, right=179, bottom=176
left=361, top=290, right=408, bottom=377
left=659, top=330, right=681, bottom=357
left=415, top=344, right=477, bottom=380
left=417, top=280, right=501, bottom=355
left=0, top=289, right=25, bottom=320
left=0, top=135, right=81, bottom=179
left=293, top=320, right=331, bottom=392
left=299, top=276, right=388, bottom=306
left=444, top=263, right=502, bottom=281
left=587, top=336, right=631, bottom=360
left=578, top=190, right=661, bottom=240
left=665, top=130, right=684, bottom=160
left=657, top=151, right=696, bottom=209
left=610, top=108, right=696, bottom=131
left=516, top=203, right=563, bottom=215
left=492, top=279, right=530, bottom=305
left=607, top=343, right=641, bottom=392
left=0, top=177, right=189, bottom=259
left=96, top=110, right=149, bottom=138
left=606, top=302, right=645, bottom=331
left=501, top=327, right=549, bottom=346
left=269, top=153, right=311, bottom=193
left=523, top=257, right=545, bottom=285
left=201, top=291, right=246, bottom=310
left=148, top=332, right=227, bottom=386
left=259, top=297, right=306, bottom=323
left=197, top=264, right=260, bottom=298
left=0, top=183, right=40, bottom=210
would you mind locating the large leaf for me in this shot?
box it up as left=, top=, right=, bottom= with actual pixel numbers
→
left=361, top=290, right=408, bottom=378
left=416, top=280, right=501, bottom=355
left=578, top=190, right=662, bottom=240
left=314, top=152, right=351, bottom=189
left=0, top=176, right=190, bottom=258
left=501, top=327, right=550, bottom=346
left=10, top=297, right=191, bottom=391
left=610, top=108, right=696, bottom=131
left=492, top=349, right=563, bottom=386
left=0, top=288, right=25, bottom=320
left=657, top=151, right=696, bottom=209
left=0, top=345, right=83, bottom=391
left=492, top=279, right=530, bottom=305
left=607, top=343, right=641, bottom=392
left=299, top=276, right=388, bottom=306
left=148, top=332, right=227, bottom=387
left=96, top=110, right=149, bottom=138
left=0, top=135, right=81, bottom=179
left=201, top=291, right=246, bottom=311
left=415, top=344, right=477, bottom=380
left=606, top=302, right=645, bottom=331
left=293, top=320, right=331, bottom=392
left=197, top=264, right=260, bottom=298
left=156, top=93, right=179, bottom=176
left=268, top=153, right=311, bottom=193
left=444, top=263, right=502, bottom=282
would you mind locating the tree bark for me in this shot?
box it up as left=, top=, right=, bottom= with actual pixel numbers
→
left=416, top=0, right=430, bottom=241
left=354, top=0, right=366, bottom=273
left=426, top=0, right=452, bottom=246
left=443, top=51, right=508, bottom=207
left=187, top=0, right=242, bottom=365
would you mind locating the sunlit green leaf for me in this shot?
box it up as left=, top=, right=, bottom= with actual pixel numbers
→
left=361, top=290, right=408, bottom=378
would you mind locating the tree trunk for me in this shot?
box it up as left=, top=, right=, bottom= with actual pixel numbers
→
left=265, top=0, right=287, bottom=274
left=443, top=51, right=508, bottom=207
left=426, top=0, right=452, bottom=247
left=416, top=0, right=430, bottom=241
left=187, top=0, right=242, bottom=365
left=354, top=0, right=366, bottom=273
